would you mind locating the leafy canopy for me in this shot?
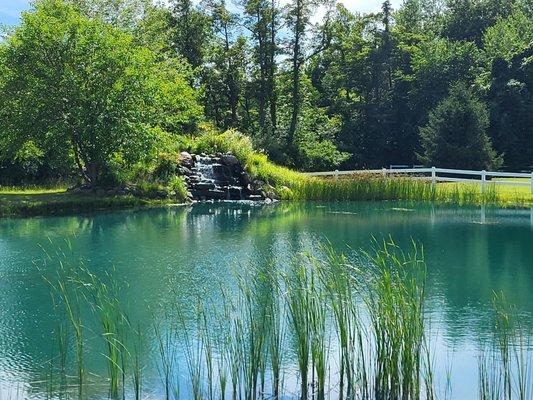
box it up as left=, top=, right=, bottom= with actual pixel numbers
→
left=0, top=0, right=201, bottom=184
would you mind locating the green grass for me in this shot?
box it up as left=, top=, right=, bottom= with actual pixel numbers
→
left=279, top=174, right=533, bottom=207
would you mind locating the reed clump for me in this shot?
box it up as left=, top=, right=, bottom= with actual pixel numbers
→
left=41, top=250, right=141, bottom=400
left=478, top=292, right=531, bottom=400
left=286, top=174, right=527, bottom=207
left=37, top=240, right=532, bottom=400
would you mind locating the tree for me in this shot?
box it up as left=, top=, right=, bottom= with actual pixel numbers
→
left=243, top=0, right=280, bottom=136
left=442, top=0, right=515, bottom=45
left=486, top=46, right=533, bottom=170
left=419, top=82, right=501, bottom=169
left=0, top=0, right=201, bottom=184
left=171, top=0, right=212, bottom=70
left=285, top=0, right=320, bottom=157
left=65, top=0, right=149, bottom=30
left=201, top=0, right=247, bottom=129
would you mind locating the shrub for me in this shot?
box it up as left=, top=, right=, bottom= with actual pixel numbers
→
left=152, top=152, right=181, bottom=181
left=167, top=176, right=189, bottom=201
left=190, top=128, right=255, bottom=164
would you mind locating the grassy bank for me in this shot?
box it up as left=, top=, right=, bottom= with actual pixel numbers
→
left=0, top=188, right=167, bottom=218
left=2, top=174, right=531, bottom=219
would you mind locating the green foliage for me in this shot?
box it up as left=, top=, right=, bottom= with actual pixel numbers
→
left=190, top=128, right=256, bottom=164
left=2, top=0, right=533, bottom=186
left=411, top=38, right=481, bottom=113
left=0, top=0, right=201, bottom=184
left=171, top=0, right=212, bottom=69
left=419, top=82, right=502, bottom=169
left=486, top=44, right=533, bottom=169
left=483, top=10, right=533, bottom=63
left=168, top=175, right=189, bottom=200
left=295, top=110, right=349, bottom=171
left=65, top=0, right=148, bottom=30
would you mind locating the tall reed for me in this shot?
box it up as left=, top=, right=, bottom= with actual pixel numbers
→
left=479, top=291, right=531, bottom=400
left=362, top=238, right=430, bottom=400
left=43, top=261, right=86, bottom=400
left=290, top=175, right=507, bottom=206
left=36, top=239, right=533, bottom=400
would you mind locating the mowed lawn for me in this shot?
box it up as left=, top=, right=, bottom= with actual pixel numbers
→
left=438, top=178, right=533, bottom=206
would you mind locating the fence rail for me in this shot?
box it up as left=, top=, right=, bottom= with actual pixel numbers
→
left=304, top=167, right=533, bottom=193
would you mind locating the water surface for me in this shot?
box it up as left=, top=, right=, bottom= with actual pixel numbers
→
left=1, top=201, right=532, bottom=399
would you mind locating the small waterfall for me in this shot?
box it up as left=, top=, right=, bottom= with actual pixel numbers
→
left=195, top=157, right=216, bottom=183
left=182, top=153, right=266, bottom=201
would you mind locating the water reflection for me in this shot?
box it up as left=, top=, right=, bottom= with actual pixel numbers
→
left=0, top=201, right=532, bottom=399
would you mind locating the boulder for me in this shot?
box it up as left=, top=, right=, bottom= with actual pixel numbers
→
left=221, top=154, right=239, bottom=165
left=179, top=166, right=193, bottom=176
left=179, top=151, right=194, bottom=167
left=241, top=172, right=252, bottom=186
left=194, top=182, right=216, bottom=190
left=206, top=189, right=227, bottom=199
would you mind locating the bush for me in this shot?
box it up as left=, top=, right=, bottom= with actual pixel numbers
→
left=190, top=128, right=255, bottom=164
left=167, top=176, right=189, bottom=201
left=152, top=152, right=181, bottom=181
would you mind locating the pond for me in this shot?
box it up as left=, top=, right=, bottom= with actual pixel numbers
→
left=1, top=201, right=532, bottom=399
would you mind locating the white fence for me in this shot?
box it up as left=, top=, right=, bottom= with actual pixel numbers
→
left=304, top=167, right=533, bottom=193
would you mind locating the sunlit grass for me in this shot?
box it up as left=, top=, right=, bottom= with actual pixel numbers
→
left=0, top=186, right=68, bottom=195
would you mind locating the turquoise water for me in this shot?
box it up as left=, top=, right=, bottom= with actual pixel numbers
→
left=1, top=201, right=532, bottom=399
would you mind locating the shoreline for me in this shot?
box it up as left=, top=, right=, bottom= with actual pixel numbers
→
left=1, top=189, right=532, bottom=219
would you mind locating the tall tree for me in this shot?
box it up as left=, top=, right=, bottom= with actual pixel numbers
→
left=203, top=0, right=247, bottom=128
left=171, top=0, right=212, bottom=69
left=285, top=0, right=319, bottom=157
left=419, top=82, right=501, bottom=169
left=243, top=0, right=280, bottom=136
left=0, top=0, right=201, bottom=184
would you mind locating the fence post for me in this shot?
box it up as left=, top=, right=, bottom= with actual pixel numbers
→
left=334, top=169, right=339, bottom=180
left=481, top=170, right=486, bottom=193
left=431, top=167, right=436, bottom=187
left=382, top=167, right=387, bottom=178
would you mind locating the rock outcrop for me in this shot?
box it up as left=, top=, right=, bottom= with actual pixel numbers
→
left=179, top=152, right=270, bottom=201
left=67, top=152, right=273, bottom=202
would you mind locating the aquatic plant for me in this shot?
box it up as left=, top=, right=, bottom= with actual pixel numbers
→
left=34, top=240, right=533, bottom=400
left=479, top=292, right=532, bottom=400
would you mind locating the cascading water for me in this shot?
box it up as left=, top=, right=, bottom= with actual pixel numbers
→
left=195, top=157, right=216, bottom=183
left=182, top=153, right=265, bottom=201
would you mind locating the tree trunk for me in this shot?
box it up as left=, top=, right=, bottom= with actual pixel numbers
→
left=268, top=0, right=277, bottom=134
left=69, top=130, right=91, bottom=183
left=224, top=23, right=239, bottom=126
left=257, top=9, right=267, bottom=132
left=287, top=0, right=302, bottom=159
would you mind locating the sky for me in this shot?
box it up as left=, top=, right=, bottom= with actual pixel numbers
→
left=0, top=0, right=403, bottom=26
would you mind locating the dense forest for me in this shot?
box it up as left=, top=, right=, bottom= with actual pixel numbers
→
left=0, top=0, right=531, bottom=185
